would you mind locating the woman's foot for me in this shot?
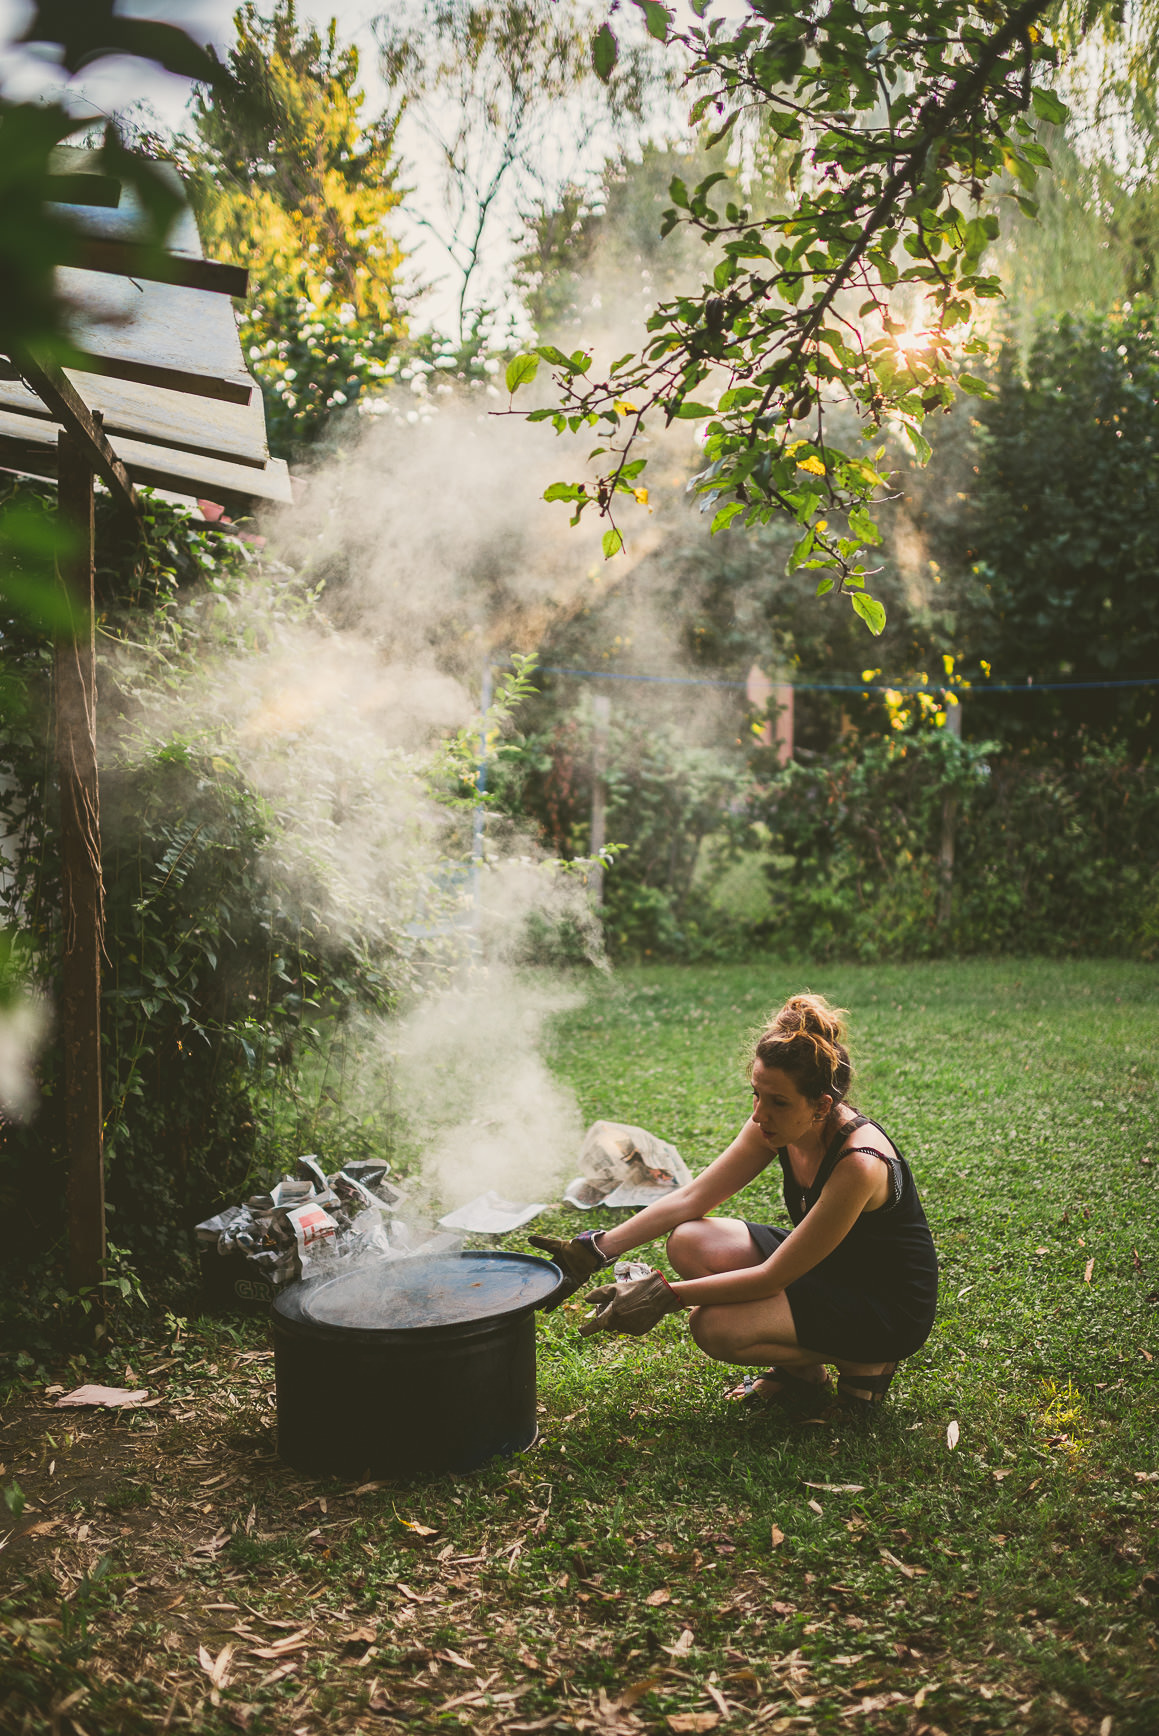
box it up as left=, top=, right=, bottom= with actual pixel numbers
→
left=836, top=1362, right=897, bottom=1410
left=726, top=1367, right=832, bottom=1405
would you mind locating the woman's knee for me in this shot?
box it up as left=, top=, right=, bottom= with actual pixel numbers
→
left=667, top=1217, right=754, bottom=1278
left=666, top=1220, right=714, bottom=1276
left=688, top=1304, right=735, bottom=1361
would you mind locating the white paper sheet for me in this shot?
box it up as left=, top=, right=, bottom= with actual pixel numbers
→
left=600, top=1179, right=680, bottom=1209
left=437, top=1191, right=546, bottom=1234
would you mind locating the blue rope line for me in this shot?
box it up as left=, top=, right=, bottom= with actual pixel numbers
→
left=537, top=665, right=1159, bottom=696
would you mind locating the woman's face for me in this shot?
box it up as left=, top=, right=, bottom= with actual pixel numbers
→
left=750, top=1060, right=829, bottom=1148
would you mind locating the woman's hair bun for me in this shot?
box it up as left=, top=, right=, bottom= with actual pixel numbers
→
left=772, top=993, right=848, bottom=1048
left=751, top=992, right=852, bottom=1105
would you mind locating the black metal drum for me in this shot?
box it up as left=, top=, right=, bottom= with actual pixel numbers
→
left=271, top=1250, right=563, bottom=1478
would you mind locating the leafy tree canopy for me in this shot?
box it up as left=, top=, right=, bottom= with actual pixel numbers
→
left=967, top=302, right=1159, bottom=752
left=182, top=1, right=405, bottom=325
left=512, top=0, right=1074, bottom=637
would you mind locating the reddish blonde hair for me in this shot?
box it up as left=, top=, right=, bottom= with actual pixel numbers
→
left=751, top=993, right=852, bottom=1105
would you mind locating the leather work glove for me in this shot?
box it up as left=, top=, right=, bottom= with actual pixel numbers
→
left=578, top=1270, right=682, bottom=1338
left=528, top=1231, right=609, bottom=1310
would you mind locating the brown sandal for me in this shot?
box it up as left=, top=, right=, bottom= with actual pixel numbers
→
left=836, top=1363, right=897, bottom=1411
left=730, top=1368, right=832, bottom=1407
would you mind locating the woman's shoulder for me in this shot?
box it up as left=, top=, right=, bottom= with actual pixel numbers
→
left=836, top=1111, right=898, bottom=1157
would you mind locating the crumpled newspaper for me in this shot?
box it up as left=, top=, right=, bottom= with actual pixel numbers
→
left=563, top=1120, right=691, bottom=1210
left=196, top=1155, right=411, bottom=1289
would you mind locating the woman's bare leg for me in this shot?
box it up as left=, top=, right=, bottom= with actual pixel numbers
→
left=664, top=1223, right=892, bottom=1400
left=691, top=1294, right=892, bottom=1400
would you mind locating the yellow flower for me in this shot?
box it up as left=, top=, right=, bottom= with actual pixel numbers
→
left=796, top=455, right=826, bottom=476
left=633, top=487, right=649, bottom=505
left=814, top=518, right=828, bottom=533
left=614, top=399, right=639, bottom=416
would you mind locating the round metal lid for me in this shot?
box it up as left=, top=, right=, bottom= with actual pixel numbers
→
left=275, top=1251, right=561, bottom=1333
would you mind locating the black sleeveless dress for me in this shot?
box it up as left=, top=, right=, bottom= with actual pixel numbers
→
left=745, top=1113, right=939, bottom=1362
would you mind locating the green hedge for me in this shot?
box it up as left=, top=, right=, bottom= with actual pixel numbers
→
left=748, top=734, right=1159, bottom=961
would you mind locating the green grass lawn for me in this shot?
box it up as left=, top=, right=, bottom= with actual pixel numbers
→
left=2, top=958, right=1157, bottom=1736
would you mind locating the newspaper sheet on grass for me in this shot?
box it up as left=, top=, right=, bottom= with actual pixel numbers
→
left=564, top=1120, right=692, bottom=1210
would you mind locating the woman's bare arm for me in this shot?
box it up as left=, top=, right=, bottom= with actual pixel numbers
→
left=593, top=1119, right=774, bottom=1260
left=666, top=1153, right=883, bottom=1306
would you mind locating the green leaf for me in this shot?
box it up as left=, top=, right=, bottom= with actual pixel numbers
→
left=674, top=401, right=715, bottom=419
left=602, top=527, right=624, bottom=560
left=1031, top=88, right=1069, bottom=127
left=634, top=0, right=670, bottom=43
left=592, top=23, right=618, bottom=81
left=903, top=423, right=932, bottom=465
left=705, top=111, right=738, bottom=149
left=536, top=344, right=573, bottom=369
left=711, top=501, right=746, bottom=534
left=958, top=373, right=995, bottom=398
left=505, top=353, right=539, bottom=393
left=851, top=591, right=887, bottom=635
left=543, top=481, right=581, bottom=503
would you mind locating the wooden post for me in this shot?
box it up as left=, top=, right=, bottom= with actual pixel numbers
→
left=589, top=694, right=610, bottom=905
left=54, top=431, right=106, bottom=1312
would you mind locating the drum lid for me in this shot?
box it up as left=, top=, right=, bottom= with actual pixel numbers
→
left=274, top=1250, right=561, bottom=1332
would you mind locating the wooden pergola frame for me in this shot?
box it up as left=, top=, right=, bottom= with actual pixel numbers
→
left=1, top=147, right=293, bottom=1319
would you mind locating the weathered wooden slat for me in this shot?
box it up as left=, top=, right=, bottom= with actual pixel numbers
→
left=72, top=238, right=249, bottom=298
left=0, top=370, right=269, bottom=469
left=0, top=410, right=293, bottom=507
left=60, top=266, right=254, bottom=406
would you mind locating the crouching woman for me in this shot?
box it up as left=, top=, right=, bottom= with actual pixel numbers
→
left=532, top=995, right=938, bottom=1410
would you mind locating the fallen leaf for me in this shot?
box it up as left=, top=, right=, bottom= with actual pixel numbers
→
left=1035, top=1247, right=1049, bottom=1255
left=341, top=1626, right=377, bottom=1655
left=399, top=1518, right=438, bottom=1537
left=946, top=1419, right=960, bottom=1450
left=769, top=1600, right=795, bottom=1616
left=645, top=1588, right=672, bottom=1606
left=55, top=1385, right=150, bottom=1409
left=663, top=1628, right=695, bottom=1657
left=620, top=1674, right=663, bottom=1708
left=1084, top=1257, right=1095, bottom=1283
left=23, top=1519, right=61, bottom=1537
left=198, top=1643, right=235, bottom=1691
left=705, top=1682, right=730, bottom=1715
left=880, top=1549, right=917, bottom=1580
left=913, top=1682, right=938, bottom=1708
left=991, top=1469, right=1012, bottom=1481
left=667, top=1716, right=720, bottom=1734
left=807, top=1499, right=823, bottom=1516
left=439, top=1647, right=473, bottom=1669
left=770, top=1524, right=785, bottom=1547
left=804, top=1482, right=865, bottom=1494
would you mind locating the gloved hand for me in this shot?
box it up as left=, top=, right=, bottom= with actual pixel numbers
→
left=528, top=1231, right=609, bottom=1310
left=578, top=1270, right=682, bottom=1338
